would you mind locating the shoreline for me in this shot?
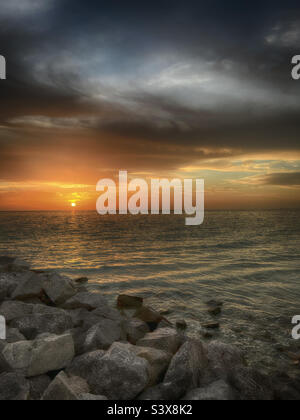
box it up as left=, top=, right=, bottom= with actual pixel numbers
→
left=0, top=256, right=299, bottom=400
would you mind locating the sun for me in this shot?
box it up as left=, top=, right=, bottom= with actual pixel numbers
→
left=71, top=203, right=76, bottom=208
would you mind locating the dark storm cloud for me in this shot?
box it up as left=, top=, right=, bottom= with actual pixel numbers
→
left=1, top=0, right=300, bottom=178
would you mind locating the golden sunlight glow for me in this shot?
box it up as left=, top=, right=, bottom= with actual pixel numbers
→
left=71, top=203, right=77, bottom=207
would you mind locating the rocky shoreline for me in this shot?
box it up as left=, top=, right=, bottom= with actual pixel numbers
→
left=0, top=256, right=299, bottom=400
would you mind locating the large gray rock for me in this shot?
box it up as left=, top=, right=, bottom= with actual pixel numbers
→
left=42, top=372, right=90, bottom=401
left=137, top=328, right=183, bottom=354
left=11, top=312, right=73, bottom=340
left=83, top=319, right=123, bottom=352
left=2, top=333, right=75, bottom=377
left=29, top=375, right=52, bottom=400
left=138, top=382, right=177, bottom=400
left=206, top=341, right=245, bottom=383
left=5, top=328, right=26, bottom=343
left=0, top=301, right=33, bottom=323
left=228, top=367, right=274, bottom=400
left=88, top=342, right=150, bottom=399
left=43, top=273, right=77, bottom=305
left=183, top=380, right=236, bottom=400
left=66, top=350, right=106, bottom=380
left=79, top=393, right=108, bottom=400
left=93, top=305, right=124, bottom=321
left=62, top=292, right=108, bottom=311
left=130, top=345, right=172, bottom=386
left=12, top=272, right=47, bottom=301
left=163, top=339, right=208, bottom=399
left=124, top=318, right=150, bottom=345
left=0, top=274, right=19, bottom=300
left=0, top=372, right=30, bottom=400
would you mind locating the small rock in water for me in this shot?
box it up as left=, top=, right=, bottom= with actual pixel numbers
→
left=117, top=294, right=143, bottom=309
left=74, top=277, right=89, bottom=284
left=203, top=322, right=220, bottom=330
left=176, top=320, right=187, bottom=330
left=201, top=330, right=214, bottom=339
left=206, top=299, right=224, bottom=307
left=208, top=306, right=222, bottom=316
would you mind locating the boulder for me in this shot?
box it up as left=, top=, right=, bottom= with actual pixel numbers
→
left=117, top=295, right=143, bottom=309
left=0, top=301, right=33, bottom=323
left=138, top=382, right=176, bottom=400
left=206, top=341, right=245, bottom=382
left=42, top=371, right=89, bottom=401
left=134, top=306, right=165, bottom=330
left=79, top=393, right=108, bottom=400
left=124, top=318, right=150, bottom=344
left=183, top=380, right=236, bottom=400
left=11, top=312, right=73, bottom=340
left=137, top=328, right=183, bottom=354
left=163, top=339, right=208, bottom=399
left=88, top=342, right=150, bottom=400
left=29, top=375, right=52, bottom=400
left=0, top=275, right=19, bottom=300
left=93, top=305, right=124, bottom=322
left=62, top=292, right=108, bottom=311
left=228, top=367, right=274, bottom=400
left=43, top=273, right=77, bottom=305
left=5, top=328, right=26, bottom=343
left=131, top=345, right=172, bottom=386
left=202, top=322, right=220, bottom=329
left=12, top=272, right=47, bottom=301
left=83, top=319, right=123, bottom=352
left=2, top=333, right=75, bottom=377
left=0, top=372, right=30, bottom=400
left=66, top=350, right=106, bottom=380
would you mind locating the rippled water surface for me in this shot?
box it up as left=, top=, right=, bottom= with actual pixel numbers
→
left=0, top=210, right=300, bottom=374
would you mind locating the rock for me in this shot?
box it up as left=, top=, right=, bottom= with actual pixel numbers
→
left=124, top=318, right=150, bottom=344
left=228, top=367, right=274, bottom=400
left=0, top=274, right=19, bottom=300
left=0, top=350, right=12, bottom=374
left=5, top=328, right=26, bottom=343
left=2, top=333, right=75, bottom=377
left=29, top=375, right=51, bottom=400
left=66, top=350, right=106, bottom=380
left=138, top=382, right=176, bottom=400
left=202, top=322, right=220, bottom=329
left=88, top=342, right=150, bottom=400
left=130, top=345, right=172, bottom=386
left=74, top=277, right=89, bottom=284
left=79, top=393, right=108, bottom=400
left=157, top=319, right=173, bottom=329
left=0, top=301, right=33, bottom=323
left=176, top=320, right=187, bottom=330
left=208, top=307, right=222, bottom=316
left=83, top=319, right=123, bottom=352
left=206, top=341, right=245, bottom=382
left=11, top=312, right=73, bottom=340
left=0, top=257, right=30, bottom=273
left=137, top=328, right=183, bottom=354
left=134, top=306, right=165, bottom=330
left=67, top=308, right=90, bottom=328
left=42, top=371, right=90, bottom=400
left=271, top=372, right=300, bottom=401
left=163, top=339, right=208, bottom=399
left=43, top=273, right=76, bottom=305
left=183, top=380, right=236, bottom=400
left=0, top=372, right=30, bottom=400
left=62, top=292, right=108, bottom=311
left=93, top=305, right=124, bottom=322
left=117, top=295, right=143, bottom=309
left=70, top=327, right=87, bottom=355
left=12, top=272, right=47, bottom=301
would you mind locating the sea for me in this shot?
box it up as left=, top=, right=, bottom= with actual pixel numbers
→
left=0, top=210, right=300, bottom=375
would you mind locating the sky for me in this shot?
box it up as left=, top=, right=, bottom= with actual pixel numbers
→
left=0, top=0, right=300, bottom=210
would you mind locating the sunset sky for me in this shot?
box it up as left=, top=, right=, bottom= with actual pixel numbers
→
left=0, top=0, right=300, bottom=210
